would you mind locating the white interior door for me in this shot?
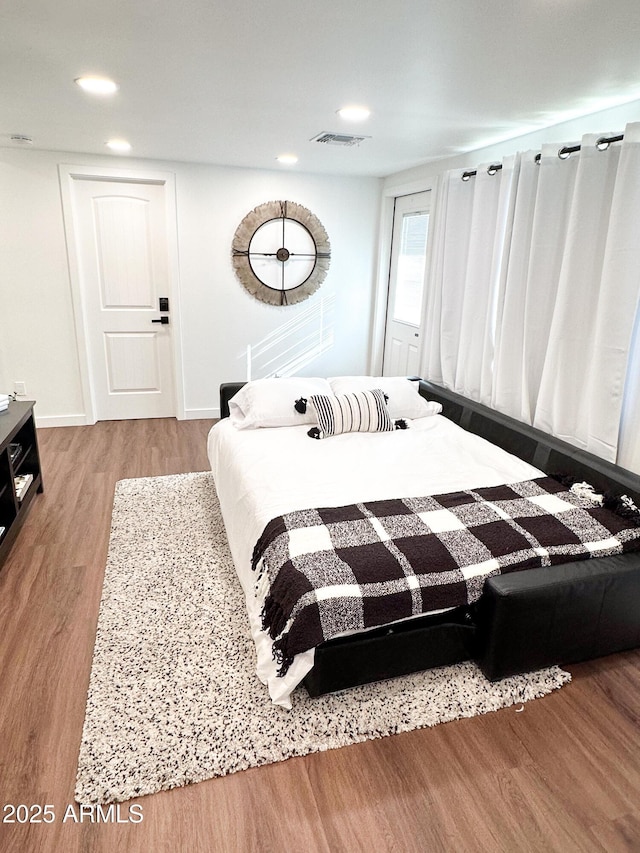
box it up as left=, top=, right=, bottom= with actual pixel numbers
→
left=67, top=176, right=176, bottom=421
left=382, top=191, right=431, bottom=376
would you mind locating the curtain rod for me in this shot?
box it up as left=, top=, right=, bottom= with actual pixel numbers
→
left=461, top=132, right=625, bottom=181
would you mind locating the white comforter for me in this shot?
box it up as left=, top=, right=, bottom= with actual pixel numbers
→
left=207, top=414, right=542, bottom=707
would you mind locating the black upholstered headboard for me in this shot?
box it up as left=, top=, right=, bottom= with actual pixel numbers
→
left=219, top=382, right=245, bottom=419
left=218, top=378, right=640, bottom=504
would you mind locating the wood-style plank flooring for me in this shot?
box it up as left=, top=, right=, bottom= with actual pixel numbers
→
left=1, top=417, right=639, bottom=853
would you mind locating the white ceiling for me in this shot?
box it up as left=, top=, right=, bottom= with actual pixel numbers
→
left=3, top=0, right=640, bottom=177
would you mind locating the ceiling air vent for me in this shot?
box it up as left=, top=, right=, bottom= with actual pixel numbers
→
left=311, top=132, right=370, bottom=147
left=10, top=134, right=33, bottom=145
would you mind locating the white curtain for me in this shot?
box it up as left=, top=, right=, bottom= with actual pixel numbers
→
left=423, top=157, right=518, bottom=406
left=532, top=131, right=640, bottom=462
left=605, top=123, right=640, bottom=469
left=423, top=170, right=472, bottom=390
left=492, top=146, right=580, bottom=423
left=619, top=306, right=640, bottom=471
left=421, top=121, right=640, bottom=470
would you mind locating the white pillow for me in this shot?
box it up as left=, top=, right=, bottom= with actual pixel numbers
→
left=308, top=389, right=394, bottom=439
left=229, top=377, right=333, bottom=429
left=328, top=376, right=442, bottom=419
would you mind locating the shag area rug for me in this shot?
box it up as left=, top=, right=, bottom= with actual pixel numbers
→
left=76, top=472, right=571, bottom=804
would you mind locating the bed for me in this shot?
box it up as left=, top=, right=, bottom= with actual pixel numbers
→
left=208, top=376, right=640, bottom=708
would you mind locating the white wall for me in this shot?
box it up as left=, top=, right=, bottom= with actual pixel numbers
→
left=0, top=149, right=381, bottom=423
left=0, top=152, right=86, bottom=421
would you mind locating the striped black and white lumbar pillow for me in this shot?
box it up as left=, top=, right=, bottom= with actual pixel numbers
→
left=308, top=388, right=394, bottom=438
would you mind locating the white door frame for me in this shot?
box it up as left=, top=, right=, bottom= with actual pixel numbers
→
left=370, top=177, right=437, bottom=375
left=382, top=191, right=431, bottom=376
left=59, top=164, right=185, bottom=424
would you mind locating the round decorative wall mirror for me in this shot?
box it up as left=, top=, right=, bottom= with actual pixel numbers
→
left=231, top=200, right=331, bottom=305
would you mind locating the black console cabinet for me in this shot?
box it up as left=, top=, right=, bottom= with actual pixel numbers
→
left=0, top=401, right=43, bottom=566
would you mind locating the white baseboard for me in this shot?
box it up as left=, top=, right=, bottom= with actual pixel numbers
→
left=182, top=407, right=219, bottom=420
left=35, top=410, right=219, bottom=426
left=35, top=413, right=89, bottom=428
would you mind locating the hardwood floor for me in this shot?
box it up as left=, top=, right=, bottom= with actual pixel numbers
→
left=1, top=417, right=639, bottom=853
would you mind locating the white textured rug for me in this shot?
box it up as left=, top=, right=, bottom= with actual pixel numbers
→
left=76, top=472, right=571, bottom=804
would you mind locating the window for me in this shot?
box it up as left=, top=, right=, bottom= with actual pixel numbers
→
left=392, top=212, right=429, bottom=325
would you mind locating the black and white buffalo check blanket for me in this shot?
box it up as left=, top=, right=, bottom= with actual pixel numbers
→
left=251, top=476, right=640, bottom=676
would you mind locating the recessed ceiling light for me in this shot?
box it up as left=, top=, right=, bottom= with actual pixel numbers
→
left=106, top=138, right=131, bottom=153
left=75, top=76, right=119, bottom=95
left=337, top=106, right=371, bottom=122
left=276, top=154, right=298, bottom=164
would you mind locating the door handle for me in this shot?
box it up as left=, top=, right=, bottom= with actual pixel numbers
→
left=151, top=316, right=169, bottom=325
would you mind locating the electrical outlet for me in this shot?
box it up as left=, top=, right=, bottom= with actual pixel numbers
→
left=14, top=381, right=26, bottom=396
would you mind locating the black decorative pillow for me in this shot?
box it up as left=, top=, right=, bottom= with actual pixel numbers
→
left=308, top=389, right=394, bottom=439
